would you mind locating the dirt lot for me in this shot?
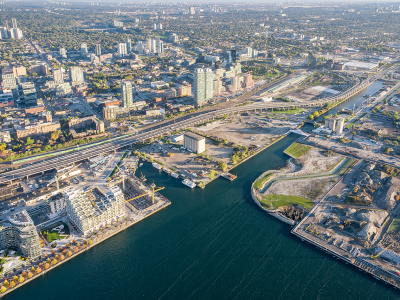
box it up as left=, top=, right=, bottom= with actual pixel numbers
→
left=202, top=139, right=234, bottom=164
left=266, top=176, right=339, bottom=201
left=284, top=85, right=340, bottom=102
left=194, top=116, right=297, bottom=148
left=295, top=146, right=345, bottom=175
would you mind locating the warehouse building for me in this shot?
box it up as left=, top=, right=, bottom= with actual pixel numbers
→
left=183, top=132, right=205, bottom=154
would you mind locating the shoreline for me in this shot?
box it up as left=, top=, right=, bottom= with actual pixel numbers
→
left=251, top=153, right=400, bottom=290
left=0, top=199, right=171, bottom=298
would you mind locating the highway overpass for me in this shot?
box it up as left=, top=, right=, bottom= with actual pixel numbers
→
left=0, top=72, right=387, bottom=185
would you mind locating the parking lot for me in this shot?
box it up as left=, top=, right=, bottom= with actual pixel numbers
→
left=140, top=142, right=218, bottom=180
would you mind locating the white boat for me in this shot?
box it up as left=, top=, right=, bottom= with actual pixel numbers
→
left=171, top=172, right=179, bottom=178
left=182, top=179, right=196, bottom=188
left=139, top=163, right=143, bottom=167
left=162, top=168, right=171, bottom=174
left=152, top=163, right=162, bottom=170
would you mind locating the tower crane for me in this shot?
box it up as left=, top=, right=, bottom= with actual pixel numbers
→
left=371, top=243, right=394, bottom=259
left=125, top=183, right=164, bottom=206
left=115, top=164, right=126, bottom=190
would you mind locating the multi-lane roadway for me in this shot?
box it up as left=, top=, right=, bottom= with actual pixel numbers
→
left=1, top=65, right=396, bottom=185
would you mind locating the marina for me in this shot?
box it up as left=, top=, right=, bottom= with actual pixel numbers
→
left=182, top=178, right=196, bottom=188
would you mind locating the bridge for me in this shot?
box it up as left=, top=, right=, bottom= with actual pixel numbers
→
left=288, top=129, right=310, bottom=137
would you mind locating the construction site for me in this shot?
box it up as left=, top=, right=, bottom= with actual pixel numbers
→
left=292, top=159, right=400, bottom=289
left=194, top=114, right=300, bottom=149
left=114, top=177, right=167, bottom=216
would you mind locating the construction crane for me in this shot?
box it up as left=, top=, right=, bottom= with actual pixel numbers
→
left=115, top=164, right=126, bottom=190
left=371, top=243, right=394, bottom=259
left=125, top=183, right=164, bottom=205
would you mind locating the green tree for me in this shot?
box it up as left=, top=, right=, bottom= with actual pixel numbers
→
left=385, top=147, right=393, bottom=154
left=0, top=143, right=6, bottom=152
left=220, top=162, right=228, bottom=171
left=25, top=137, right=34, bottom=146
left=209, top=169, right=217, bottom=180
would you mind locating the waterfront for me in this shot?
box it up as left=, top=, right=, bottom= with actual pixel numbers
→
left=318, top=80, right=385, bottom=119
left=5, top=81, right=400, bottom=300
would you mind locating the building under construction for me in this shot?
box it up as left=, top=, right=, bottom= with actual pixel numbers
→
left=116, top=177, right=158, bottom=212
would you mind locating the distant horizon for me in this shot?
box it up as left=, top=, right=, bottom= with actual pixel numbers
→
left=5, top=0, right=400, bottom=3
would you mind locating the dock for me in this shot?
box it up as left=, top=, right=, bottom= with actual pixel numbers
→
left=221, top=172, right=237, bottom=181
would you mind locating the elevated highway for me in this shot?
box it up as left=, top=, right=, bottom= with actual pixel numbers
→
left=0, top=69, right=391, bottom=185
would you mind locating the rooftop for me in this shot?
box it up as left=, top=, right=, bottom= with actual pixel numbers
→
left=8, top=210, right=32, bottom=226
left=184, top=131, right=205, bottom=141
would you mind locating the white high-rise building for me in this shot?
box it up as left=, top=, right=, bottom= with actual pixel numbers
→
left=59, top=48, right=67, bottom=57
left=159, top=24, right=163, bottom=30
left=244, top=47, right=253, bottom=57
left=70, top=66, right=84, bottom=85
left=80, top=43, right=88, bottom=55
left=53, top=69, right=64, bottom=84
left=157, top=40, right=164, bottom=54
left=193, top=68, right=214, bottom=106
left=118, top=43, right=127, bottom=57
left=11, top=18, right=17, bottom=28
left=205, top=68, right=214, bottom=101
left=153, top=23, right=157, bottom=30
left=122, top=81, right=133, bottom=108
left=0, top=27, right=8, bottom=39
left=151, top=39, right=157, bottom=53
left=146, top=38, right=152, bottom=51
left=126, top=38, right=132, bottom=53
left=137, top=41, right=144, bottom=54
left=95, top=44, right=101, bottom=56
left=9, top=28, right=23, bottom=39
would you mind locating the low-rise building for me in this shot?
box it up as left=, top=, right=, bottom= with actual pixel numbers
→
left=29, top=64, right=48, bottom=76
left=0, top=131, right=11, bottom=143
left=0, top=93, right=14, bottom=108
left=102, top=101, right=147, bottom=120
left=150, top=81, right=169, bottom=89
left=178, top=83, right=192, bottom=97
left=1, top=68, right=16, bottom=90
left=15, top=121, right=61, bottom=138
left=55, top=83, right=72, bottom=97
left=68, top=115, right=105, bottom=133
left=145, top=108, right=162, bottom=116
left=48, top=193, right=66, bottom=215
left=13, top=66, right=26, bottom=77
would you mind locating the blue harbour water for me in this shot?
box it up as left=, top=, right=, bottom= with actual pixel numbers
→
left=7, top=80, right=399, bottom=300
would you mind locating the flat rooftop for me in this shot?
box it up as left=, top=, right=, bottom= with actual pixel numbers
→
left=9, top=210, right=30, bottom=224
left=184, top=131, right=205, bottom=141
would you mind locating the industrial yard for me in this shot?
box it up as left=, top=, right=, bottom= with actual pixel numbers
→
left=293, top=158, right=400, bottom=288
left=194, top=114, right=300, bottom=148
